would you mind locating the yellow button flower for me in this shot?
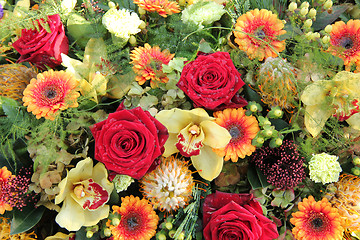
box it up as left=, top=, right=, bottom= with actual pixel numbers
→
left=155, top=108, right=231, bottom=181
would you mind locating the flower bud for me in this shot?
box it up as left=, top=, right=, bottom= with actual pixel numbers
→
left=250, top=104, right=258, bottom=112
left=305, top=32, right=313, bottom=40
left=353, top=156, right=360, bottom=165
left=308, top=8, right=317, bottom=18
left=112, top=218, right=120, bottom=226
left=138, top=7, right=146, bottom=15
left=108, top=1, right=116, bottom=8
left=323, top=0, right=333, bottom=10
left=303, top=19, right=313, bottom=28
left=256, top=137, right=265, bottom=144
left=324, top=24, right=332, bottom=33
left=275, top=138, right=283, bottom=146
left=300, top=7, right=309, bottom=16
left=165, top=222, right=173, bottom=230
left=300, top=2, right=309, bottom=9
left=352, top=167, right=360, bottom=176
left=157, top=233, right=167, bottom=240
left=312, top=32, right=320, bottom=39
left=104, top=228, right=112, bottom=237
left=139, top=21, right=146, bottom=29
left=86, top=231, right=94, bottom=239
left=129, top=35, right=137, bottom=46
left=288, top=2, right=297, bottom=12
left=322, top=35, right=330, bottom=44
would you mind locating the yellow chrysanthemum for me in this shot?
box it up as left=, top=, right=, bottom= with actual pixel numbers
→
left=0, top=217, right=37, bottom=240
left=130, top=43, right=174, bottom=88
left=109, top=195, right=159, bottom=240
left=328, top=20, right=360, bottom=71
left=290, top=196, right=344, bottom=240
left=233, top=9, right=286, bottom=61
left=213, top=108, right=259, bottom=162
left=22, top=70, right=80, bottom=120
left=133, top=0, right=180, bottom=17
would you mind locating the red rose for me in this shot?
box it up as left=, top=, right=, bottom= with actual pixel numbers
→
left=12, top=14, right=68, bottom=70
left=177, top=52, right=247, bottom=111
left=90, top=105, right=168, bottom=179
left=203, top=191, right=279, bottom=240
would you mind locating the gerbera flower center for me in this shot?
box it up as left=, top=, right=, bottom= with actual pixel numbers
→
left=339, top=37, right=353, bottom=50
left=45, top=88, right=57, bottom=99
left=254, top=28, right=266, bottom=39
left=229, top=126, right=242, bottom=140
left=126, top=216, right=139, bottom=230
left=308, top=212, right=329, bottom=232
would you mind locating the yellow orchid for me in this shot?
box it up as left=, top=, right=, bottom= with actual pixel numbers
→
left=155, top=108, right=231, bottom=181
left=55, top=158, right=114, bottom=231
left=301, top=71, right=360, bottom=137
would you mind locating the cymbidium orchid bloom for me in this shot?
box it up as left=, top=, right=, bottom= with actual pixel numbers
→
left=155, top=108, right=231, bottom=181
left=301, top=71, right=360, bottom=137
left=55, top=158, right=114, bottom=231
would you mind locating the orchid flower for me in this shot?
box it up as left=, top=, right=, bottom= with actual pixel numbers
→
left=155, top=108, right=231, bottom=181
left=55, top=158, right=114, bottom=231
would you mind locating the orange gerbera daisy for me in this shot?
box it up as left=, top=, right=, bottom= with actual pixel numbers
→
left=328, top=20, right=360, bottom=71
left=109, top=195, right=159, bottom=240
left=233, top=9, right=286, bottom=61
left=130, top=43, right=174, bottom=88
left=133, top=0, right=180, bottom=17
left=213, top=108, right=259, bottom=162
left=290, top=196, right=344, bottom=240
left=22, top=70, right=80, bottom=120
left=0, top=167, right=13, bottom=214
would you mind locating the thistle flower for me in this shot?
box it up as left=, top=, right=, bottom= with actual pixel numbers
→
left=325, top=174, right=360, bottom=231
left=0, top=64, right=37, bottom=101
left=290, top=196, right=344, bottom=240
left=102, top=8, right=143, bottom=42
left=256, top=57, right=298, bottom=109
left=233, top=9, right=286, bottom=61
left=250, top=140, right=305, bottom=189
left=130, top=43, right=174, bottom=88
left=109, top=195, right=159, bottom=240
left=22, top=70, right=80, bottom=120
left=181, top=1, right=226, bottom=29
left=308, top=153, right=342, bottom=184
left=140, top=156, right=194, bottom=212
left=133, top=0, right=180, bottom=17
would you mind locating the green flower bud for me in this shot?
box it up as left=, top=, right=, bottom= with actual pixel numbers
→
left=308, top=8, right=317, bottom=18
left=86, top=231, right=94, bottom=239
left=322, top=35, right=330, bottom=44
left=303, top=19, right=313, bottom=28
left=323, top=0, right=333, bottom=9
left=165, top=222, right=173, bottom=230
left=288, top=2, right=297, bottom=12
left=312, top=32, right=320, bottom=39
left=353, top=156, right=360, bottom=165
left=275, top=138, right=283, bottom=146
left=324, top=25, right=332, bottom=33
left=104, top=228, right=112, bottom=237
left=112, top=218, right=120, bottom=226
left=300, top=1, right=309, bottom=9
left=108, top=1, right=116, bottom=8
left=352, top=167, right=360, bottom=176
left=157, top=233, right=167, bottom=240
left=250, top=104, right=258, bottom=112
left=305, top=32, right=313, bottom=40
left=300, top=7, right=309, bottom=16
left=129, top=35, right=137, bottom=46
left=256, top=137, right=265, bottom=144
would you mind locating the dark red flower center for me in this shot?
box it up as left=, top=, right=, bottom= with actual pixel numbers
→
left=228, top=125, right=243, bottom=141
left=307, top=212, right=330, bottom=233
left=123, top=213, right=142, bottom=232
left=339, top=37, right=353, bottom=50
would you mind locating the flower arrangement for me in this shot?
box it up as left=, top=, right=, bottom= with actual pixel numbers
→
left=1, top=0, right=360, bottom=239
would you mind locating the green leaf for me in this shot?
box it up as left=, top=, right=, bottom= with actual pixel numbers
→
left=312, top=5, right=349, bottom=31
left=247, top=164, right=270, bottom=189
left=243, top=84, right=263, bottom=105
left=269, top=119, right=289, bottom=131
left=0, top=96, right=20, bottom=119
left=10, top=205, right=45, bottom=235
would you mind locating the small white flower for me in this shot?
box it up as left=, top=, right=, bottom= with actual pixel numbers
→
left=102, top=8, right=143, bottom=40
left=309, top=153, right=342, bottom=184
left=181, top=1, right=226, bottom=29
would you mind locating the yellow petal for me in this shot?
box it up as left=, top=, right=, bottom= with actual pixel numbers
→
left=304, top=104, right=333, bottom=137
left=156, top=108, right=193, bottom=133
left=191, top=145, right=224, bottom=181
left=346, top=113, right=360, bottom=131
left=163, top=133, right=179, bottom=157
left=55, top=197, right=85, bottom=231
left=89, top=68, right=108, bottom=96
left=201, top=120, right=231, bottom=149
left=82, top=205, right=110, bottom=227
left=188, top=108, right=214, bottom=124
left=301, top=80, right=330, bottom=106
left=92, top=162, right=114, bottom=194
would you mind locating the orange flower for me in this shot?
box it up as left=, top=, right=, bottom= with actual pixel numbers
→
left=109, top=195, right=159, bottom=240
left=233, top=9, right=286, bottom=61
left=0, top=167, right=13, bottom=214
left=130, top=43, right=174, bottom=88
left=328, top=20, right=360, bottom=71
left=0, top=217, right=37, bottom=240
left=290, top=196, right=344, bottom=240
left=213, top=108, right=259, bottom=162
left=133, top=0, right=180, bottom=17
left=22, top=70, right=80, bottom=120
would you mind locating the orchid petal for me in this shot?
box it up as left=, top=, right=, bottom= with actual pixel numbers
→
left=201, top=120, right=231, bottom=149
left=346, top=113, right=360, bottom=131
left=304, top=104, right=333, bottom=137
left=176, top=123, right=205, bottom=157
left=156, top=108, right=192, bottom=133
left=163, top=133, right=180, bottom=157
left=191, top=145, right=224, bottom=181
left=301, top=80, right=330, bottom=106
left=55, top=197, right=85, bottom=231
